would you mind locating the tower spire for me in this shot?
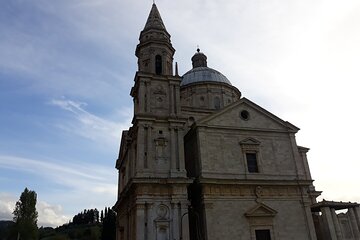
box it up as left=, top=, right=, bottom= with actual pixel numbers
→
left=143, top=3, right=167, bottom=32
left=136, top=3, right=175, bottom=75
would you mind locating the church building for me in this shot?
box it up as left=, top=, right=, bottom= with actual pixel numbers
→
left=113, top=4, right=360, bottom=240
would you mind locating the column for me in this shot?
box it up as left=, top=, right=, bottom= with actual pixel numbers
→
left=177, top=128, right=186, bottom=174
left=331, top=208, right=343, bottom=240
left=304, top=204, right=318, bottom=240
left=354, top=206, right=360, bottom=231
left=146, top=80, right=150, bottom=113
left=175, top=85, right=181, bottom=115
left=170, top=127, right=176, bottom=173
left=171, top=202, right=180, bottom=240
left=169, top=84, right=175, bottom=116
left=144, top=126, right=148, bottom=169
left=147, top=125, right=153, bottom=170
left=136, top=204, right=145, bottom=240
left=180, top=201, right=190, bottom=240
left=321, top=207, right=338, bottom=240
left=139, top=81, right=145, bottom=113
left=136, top=127, right=145, bottom=174
left=348, top=208, right=360, bottom=238
left=146, top=204, right=155, bottom=240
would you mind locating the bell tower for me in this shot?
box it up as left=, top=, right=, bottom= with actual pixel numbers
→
left=136, top=3, right=175, bottom=76
left=131, top=3, right=182, bottom=118
left=115, top=4, right=190, bottom=240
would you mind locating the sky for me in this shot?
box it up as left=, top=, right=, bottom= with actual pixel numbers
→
left=1, top=0, right=360, bottom=227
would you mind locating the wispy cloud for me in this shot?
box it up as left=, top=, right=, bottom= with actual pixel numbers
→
left=49, top=97, right=131, bottom=146
left=0, top=155, right=116, bottom=194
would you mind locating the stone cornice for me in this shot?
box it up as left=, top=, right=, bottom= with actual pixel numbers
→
left=201, top=184, right=307, bottom=199
left=311, top=200, right=360, bottom=212
left=196, top=177, right=313, bottom=186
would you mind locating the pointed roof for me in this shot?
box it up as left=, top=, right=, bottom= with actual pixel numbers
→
left=143, top=3, right=167, bottom=32
left=136, top=3, right=173, bottom=57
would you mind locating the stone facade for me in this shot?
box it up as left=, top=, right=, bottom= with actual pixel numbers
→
left=113, top=3, right=359, bottom=240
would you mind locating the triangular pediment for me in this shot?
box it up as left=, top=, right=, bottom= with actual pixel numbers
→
left=196, top=98, right=299, bottom=132
left=239, top=137, right=261, bottom=145
left=245, top=203, right=277, bottom=218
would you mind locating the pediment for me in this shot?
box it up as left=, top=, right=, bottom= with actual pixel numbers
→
left=196, top=98, right=299, bottom=132
left=245, top=203, right=277, bottom=218
left=239, top=137, right=261, bottom=145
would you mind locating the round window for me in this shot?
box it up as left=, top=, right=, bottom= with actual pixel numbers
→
left=240, top=110, right=250, bottom=120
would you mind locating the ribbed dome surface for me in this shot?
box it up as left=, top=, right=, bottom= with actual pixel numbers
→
left=181, top=67, right=232, bottom=86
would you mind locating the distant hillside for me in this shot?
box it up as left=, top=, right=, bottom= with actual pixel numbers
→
left=0, top=221, right=14, bottom=240
left=39, top=223, right=101, bottom=240
left=0, top=207, right=115, bottom=240
left=0, top=220, right=14, bottom=229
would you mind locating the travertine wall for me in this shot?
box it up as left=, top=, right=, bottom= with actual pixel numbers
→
left=196, top=130, right=300, bottom=178
left=184, top=97, right=317, bottom=240
left=203, top=199, right=310, bottom=240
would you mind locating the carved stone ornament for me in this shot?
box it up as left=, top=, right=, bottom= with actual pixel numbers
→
left=153, top=85, right=166, bottom=96
left=255, top=186, right=263, bottom=203
left=156, top=204, right=168, bottom=219
left=255, top=186, right=263, bottom=198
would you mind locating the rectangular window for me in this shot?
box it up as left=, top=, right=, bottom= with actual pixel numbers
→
left=246, top=153, right=258, bottom=173
left=255, top=229, right=271, bottom=240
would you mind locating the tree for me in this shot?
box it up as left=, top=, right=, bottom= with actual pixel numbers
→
left=101, top=207, right=116, bottom=240
left=13, top=188, right=38, bottom=239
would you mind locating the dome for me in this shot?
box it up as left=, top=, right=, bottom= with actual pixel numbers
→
left=181, top=67, right=232, bottom=86
left=181, top=49, right=232, bottom=86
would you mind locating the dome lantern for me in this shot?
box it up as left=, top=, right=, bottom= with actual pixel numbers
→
left=181, top=49, right=232, bottom=86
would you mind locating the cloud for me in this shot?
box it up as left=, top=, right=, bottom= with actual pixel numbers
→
left=0, top=193, right=15, bottom=220
left=0, top=155, right=117, bottom=226
left=0, top=192, right=70, bottom=228
left=0, top=1, right=136, bottom=104
left=0, top=155, right=116, bottom=193
left=37, top=201, right=70, bottom=227
left=49, top=97, right=132, bottom=147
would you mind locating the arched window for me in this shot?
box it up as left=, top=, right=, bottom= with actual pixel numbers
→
left=155, top=55, right=162, bottom=75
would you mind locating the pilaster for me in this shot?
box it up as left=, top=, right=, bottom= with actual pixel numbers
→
left=177, top=127, right=186, bottom=173
left=355, top=206, right=360, bottom=231
left=135, top=204, right=146, bottom=240
left=145, top=80, right=151, bottom=113
left=169, top=83, right=175, bottom=116
left=348, top=208, right=360, bottom=238
left=321, top=207, right=337, bottom=240
left=171, top=202, right=180, bottom=240
left=170, top=127, right=176, bottom=172
left=304, top=203, right=318, bottom=240
left=180, top=201, right=190, bottom=240
left=331, top=208, right=343, bottom=240
left=136, top=127, right=145, bottom=174
left=175, top=85, right=181, bottom=115
left=139, top=81, right=146, bottom=114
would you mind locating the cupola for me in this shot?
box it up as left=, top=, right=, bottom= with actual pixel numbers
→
left=182, top=49, right=232, bottom=86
